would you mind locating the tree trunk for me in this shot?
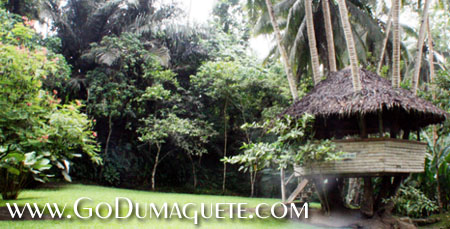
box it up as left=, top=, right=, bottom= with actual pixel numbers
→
left=383, top=176, right=404, bottom=214
left=337, top=0, right=361, bottom=92
left=151, top=144, right=161, bottom=190
left=250, top=169, right=257, bottom=198
left=322, top=0, right=337, bottom=72
left=265, top=0, right=298, bottom=100
left=427, top=17, right=435, bottom=100
left=280, top=168, right=286, bottom=202
left=222, top=96, right=229, bottom=194
left=305, top=0, right=321, bottom=85
left=436, top=158, right=444, bottom=213
left=377, top=10, right=393, bottom=75
left=392, top=0, right=401, bottom=88
left=105, top=115, right=113, bottom=155
left=412, top=0, right=432, bottom=95
left=188, top=154, right=197, bottom=189
left=427, top=18, right=438, bottom=144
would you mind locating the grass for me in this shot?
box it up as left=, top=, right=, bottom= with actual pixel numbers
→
left=0, top=184, right=320, bottom=228
left=418, top=211, right=450, bottom=228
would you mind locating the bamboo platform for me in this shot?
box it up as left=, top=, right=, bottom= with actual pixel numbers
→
left=294, top=138, right=427, bottom=177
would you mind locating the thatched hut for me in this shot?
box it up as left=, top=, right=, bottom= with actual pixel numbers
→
left=282, top=68, right=447, bottom=177
left=283, top=68, right=447, bottom=216
left=283, top=68, right=446, bottom=140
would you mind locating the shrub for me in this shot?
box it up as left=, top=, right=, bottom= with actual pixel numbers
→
left=0, top=43, right=100, bottom=200
left=388, top=185, right=439, bottom=218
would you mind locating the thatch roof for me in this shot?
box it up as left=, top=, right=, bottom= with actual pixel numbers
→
left=282, top=68, right=447, bottom=138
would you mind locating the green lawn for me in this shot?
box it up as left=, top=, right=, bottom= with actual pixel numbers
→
left=0, top=184, right=319, bottom=228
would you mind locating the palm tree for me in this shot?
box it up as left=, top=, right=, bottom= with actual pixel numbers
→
left=412, top=0, right=432, bottom=95
left=250, top=0, right=387, bottom=82
left=322, top=0, right=337, bottom=72
left=42, top=0, right=179, bottom=72
left=337, top=0, right=361, bottom=91
left=305, top=0, right=321, bottom=85
left=391, top=0, right=401, bottom=88
left=427, top=17, right=436, bottom=100
left=376, top=10, right=392, bottom=75
left=264, top=0, right=299, bottom=202
left=264, top=0, right=298, bottom=100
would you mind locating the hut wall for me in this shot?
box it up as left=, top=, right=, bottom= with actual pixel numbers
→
left=294, top=138, right=426, bottom=177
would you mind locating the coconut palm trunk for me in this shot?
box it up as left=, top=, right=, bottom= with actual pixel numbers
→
left=337, top=0, right=361, bottom=92
left=376, top=10, right=392, bottom=75
left=412, top=0, right=432, bottom=95
left=427, top=17, right=439, bottom=145
left=321, top=0, right=337, bottom=72
left=305, top=0, right=321, bottom=84
left=391, top=0, right=401, bottom=88
left=265, top=0, right=298, bottom=100
left=427, top=17, right=435, bottom=99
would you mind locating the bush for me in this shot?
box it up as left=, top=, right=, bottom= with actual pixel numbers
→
left=0, top=42, right=100, bottom=199
left=389, top=185, right=439, bottom=218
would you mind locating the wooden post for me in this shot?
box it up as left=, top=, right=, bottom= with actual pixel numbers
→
left=361, top=177, right=374, bottom=217
left=358, top=114, right=368, bottom=138
left=378, top=111, right=384, bottom=137
left=313, top=178, right=330, bottom=214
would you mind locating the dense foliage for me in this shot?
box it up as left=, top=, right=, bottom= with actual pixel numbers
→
left=0, top=8, right=100, bottom=199
left=1, top=2, right=450, bottom=223
left=224, top=114, right=343, bottom=196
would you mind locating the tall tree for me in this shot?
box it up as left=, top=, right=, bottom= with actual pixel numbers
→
left=427, top=17, right=436, bottom=100
left=305, top=0, right=321, bottom=84
left=265, top=0, right=298, bottom=100
left=392, top=0, right=401, bottom=88
left=412, top=0, right=432, bottom=94
left=376, top=10, right=392, bottom=75
left=249, top=0, right=387, bottom=81
left=337, top=0, right=361, bottom=91
left=322, top=0, right=337, bottom=72
left=265, top=0, right=298, bottom=201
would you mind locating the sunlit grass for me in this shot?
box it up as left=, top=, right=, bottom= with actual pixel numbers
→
left=0, top=184, right=319, bottom=228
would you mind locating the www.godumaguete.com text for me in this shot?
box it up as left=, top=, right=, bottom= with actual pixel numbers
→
left=6, top=197, right=309, bottom=224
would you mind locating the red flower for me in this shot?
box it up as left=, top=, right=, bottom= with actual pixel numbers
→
left=42, top=135, right=49, bottom=140
left=53, top=89, right=58, bottom=95
left=92, top=132, right=97, bottom=137
left=26, top=102, right=32, bottom=106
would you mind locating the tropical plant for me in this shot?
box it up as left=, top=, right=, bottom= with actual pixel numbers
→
left=41, top=0, right=181, bottom=71
left=137, top=114, right=215, bottom=190
left=411, top=0, right=432, bottom=94
left=247, top=0, right=388, bottom=79
left=0, top=42, right=100, bottom=200
left=264, top=0, right=298, bottom=99
left=388, top=185, right=439, bottom=218
left=224, top=114, right=343, bottom=197
left=190, top=58, right=290, bottom=193
left=421, top=131, right=450, bottom=212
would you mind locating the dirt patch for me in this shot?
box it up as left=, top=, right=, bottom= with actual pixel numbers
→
left=291, top=208, right=417, bottom=229
left=0, top=206, right=62, bottom=221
